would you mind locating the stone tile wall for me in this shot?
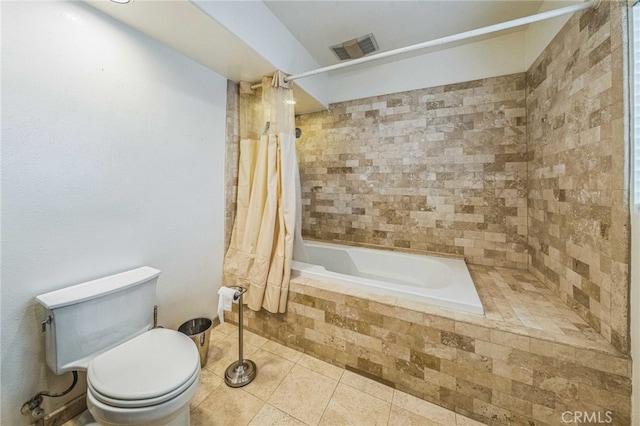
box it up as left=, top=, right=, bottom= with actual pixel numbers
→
left=224, top=80, right=239, bottom=252
left=526, top=1, right=630, bottom=353
left=226, top=274, right=631, bottom=425
left=295, top=74, right=529, bottom=269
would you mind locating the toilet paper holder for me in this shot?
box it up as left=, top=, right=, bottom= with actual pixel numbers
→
left=227, top=285, right=247, bottom=300
left=224, top=285, right=257, bottom=388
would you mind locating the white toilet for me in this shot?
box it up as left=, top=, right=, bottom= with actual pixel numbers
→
left=36, top=267, right=201, bottom=426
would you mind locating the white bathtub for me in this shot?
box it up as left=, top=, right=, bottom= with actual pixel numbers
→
left=291, top=241, right=484, bottom=315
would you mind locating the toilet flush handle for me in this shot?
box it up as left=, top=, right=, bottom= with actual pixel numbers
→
left=41, top=315, right=52, bottom=332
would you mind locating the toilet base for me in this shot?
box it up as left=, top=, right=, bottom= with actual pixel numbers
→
left=82, top=405, right=190, bottom=426
left=75, top=410, right=99, bottom=426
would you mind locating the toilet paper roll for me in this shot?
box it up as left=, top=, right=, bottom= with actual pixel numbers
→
left=217, top=286, right=239, bottom=324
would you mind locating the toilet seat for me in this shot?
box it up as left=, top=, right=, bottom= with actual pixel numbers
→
left=88, top=367, right=199, bottom=408
left=87, top=328, right=200, bottom=408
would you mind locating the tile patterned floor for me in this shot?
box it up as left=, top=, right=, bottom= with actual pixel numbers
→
left=189, top=322, right=484, bottom=426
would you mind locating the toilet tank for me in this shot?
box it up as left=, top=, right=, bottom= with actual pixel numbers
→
left=36, top=267, right=160, bottom=375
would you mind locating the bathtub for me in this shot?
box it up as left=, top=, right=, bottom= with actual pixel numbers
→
left=291, top=241, right=484, bottom=315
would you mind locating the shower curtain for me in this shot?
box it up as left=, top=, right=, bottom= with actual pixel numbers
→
left=223, top=71, right=304, bottom=313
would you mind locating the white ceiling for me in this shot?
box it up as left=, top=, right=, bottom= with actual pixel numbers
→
left=86, top=0, right=575, bottom=112
left=263, top=1, right=549, bottom=69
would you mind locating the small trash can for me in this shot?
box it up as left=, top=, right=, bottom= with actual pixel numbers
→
left=178, top=318, right=213, bottom=367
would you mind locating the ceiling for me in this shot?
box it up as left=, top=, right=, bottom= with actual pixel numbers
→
left=263, top=0, right=549, bottom=69
left=86, top=0, right=575, bottom=112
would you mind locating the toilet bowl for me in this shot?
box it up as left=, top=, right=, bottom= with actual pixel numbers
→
left=35, top=267, right=202, bottom=426
left=86, top=329, right=200, bottom=426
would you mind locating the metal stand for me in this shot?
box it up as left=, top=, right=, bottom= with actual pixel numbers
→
left=224, top=286, right=257, bottom=387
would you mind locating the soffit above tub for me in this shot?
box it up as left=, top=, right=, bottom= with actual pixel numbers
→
left=85, top=1, right=272, bottom=84
left=84, top=0, right=327, bottom=114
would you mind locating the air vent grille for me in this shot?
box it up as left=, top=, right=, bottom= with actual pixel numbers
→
left=330, top=33, right=379, bottom=61
left=332, top=46, right=351, bottom=61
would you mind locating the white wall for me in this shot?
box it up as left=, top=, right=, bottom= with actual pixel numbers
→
left=1, top=2, right=227, bottom=424
left=329, top=31, right=526, bottom=103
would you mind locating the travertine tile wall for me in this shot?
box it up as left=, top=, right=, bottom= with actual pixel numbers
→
left=526, top=1, right=630, bottom=353
left=224, top=80, right=239, bottom=252
left=295, top=75, right=529, bottom=269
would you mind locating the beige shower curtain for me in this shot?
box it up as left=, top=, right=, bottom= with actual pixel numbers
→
left=223, top=71, right=300, bottom=313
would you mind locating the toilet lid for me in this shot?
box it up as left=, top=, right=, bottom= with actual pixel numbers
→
left=87, top=328, right=200, bottom=406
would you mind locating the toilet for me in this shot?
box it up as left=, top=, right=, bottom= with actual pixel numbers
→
left=36, top=267, right=201, bottom=426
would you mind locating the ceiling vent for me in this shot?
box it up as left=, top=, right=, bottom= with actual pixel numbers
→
left=330, top=33, right=379, bottom=61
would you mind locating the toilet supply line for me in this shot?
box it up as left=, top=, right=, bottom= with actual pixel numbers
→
left=20, top=371, right=79, bottom=421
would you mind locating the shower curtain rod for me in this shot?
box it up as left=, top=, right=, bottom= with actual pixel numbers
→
left=250, top=0, right=597, bottom=90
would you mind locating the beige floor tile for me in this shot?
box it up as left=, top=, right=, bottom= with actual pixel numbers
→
left=268, top=364, right=338, bottom=425
left=392, top=390, right=456, bottom=425
left=319, top=383, right=391, bottom=426
left=262, top=339, right=304, bottom=363
left=297, top=353, right=343, bottom=380
left=456, top=413, right=486, bottom=425
left=243, top=349, right=295, bottom=401
left=387, top=405, right=443, bottom=426
left=248, top=404, right=306, bottom=426
left=339, top=370, right=394, bottom=403
left=190, top=385, right=264, bottom=426
left=190, top=367, right=224, bottom=411
left=209, top=329, right=230, bottom=346
left=244, top=330, right=269, bottom=348
left=215, top=321, right=238, bottom=335
left=205, top=334, right=260, bottom=378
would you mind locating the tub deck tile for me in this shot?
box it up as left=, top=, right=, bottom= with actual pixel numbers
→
left=293, top=264, right=620, bottom=356
left=223, top=263, right=630, bottom=425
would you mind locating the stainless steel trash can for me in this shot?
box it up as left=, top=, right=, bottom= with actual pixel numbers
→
left=178, top=318, right=213, bottom=368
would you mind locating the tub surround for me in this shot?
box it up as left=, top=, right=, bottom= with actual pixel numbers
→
left=526, top=1, right=629, bottom=354
left=226, top=267, right=631, bottom=425
left=290, top=0, right=630, bottom=353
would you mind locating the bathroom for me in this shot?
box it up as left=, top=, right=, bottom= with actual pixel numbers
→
left=1, top=0, right=638, bottom=425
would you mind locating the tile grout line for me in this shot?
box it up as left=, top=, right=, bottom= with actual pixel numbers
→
left=315, top=370, right=343, bottom=426
left=244, top=397, right=264, bottom=426
left=189, top=377, right=224, bottom=413
left=385, top=389, right=394, bottom=425
left=256, top=348, right=297, bottom=402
